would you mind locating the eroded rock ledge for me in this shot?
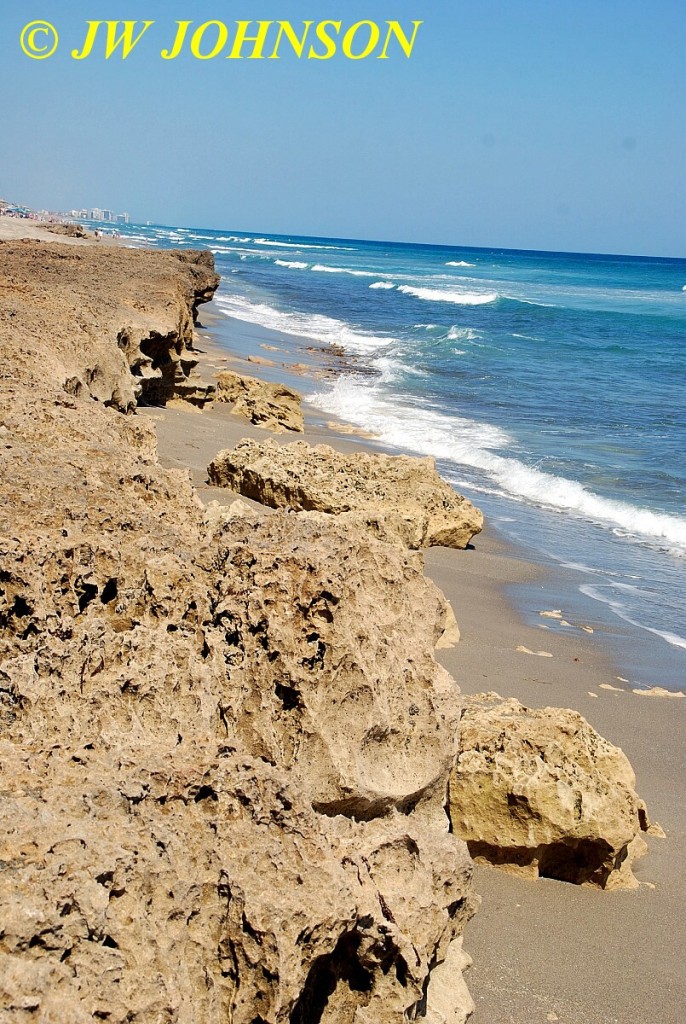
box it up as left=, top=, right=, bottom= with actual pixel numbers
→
left=0, top=242, right=476, bottom=1023
left=208, top=438, right=484, bottom=549
left=0, top=240, right=219, bottom=410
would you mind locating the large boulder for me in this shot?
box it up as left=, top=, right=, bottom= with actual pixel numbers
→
left=449, top=694, right=649, bottom=889
left=215, top=369, right=304, bottom=432
left=207, top=438, right=484, bottom=550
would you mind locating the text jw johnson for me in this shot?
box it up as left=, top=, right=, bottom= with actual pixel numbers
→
left=19, top=20, right=423, bottom=61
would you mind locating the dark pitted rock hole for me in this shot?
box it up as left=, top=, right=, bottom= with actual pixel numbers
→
left=538, top=838, right=614, bottom=885
left=100, top=578, right=118, bottom=604
left=11, top=594, right=31, bottom=618
left=194, top=785, right=218, bottom=804
left=77, top=582, right=99, bottom=613
left=290, top=932, right=373, bottom=1024
left=275, top=682, right=303, bottom=712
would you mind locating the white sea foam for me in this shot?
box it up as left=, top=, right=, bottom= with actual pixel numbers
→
left=398, top=285, right=498, bottom=305
left=446, top=326, right=479, bottom=341
left=252, top=238, right=355, bottom=250
left=369, top=281, right=396, bottom=289
left=308, top=376, right=686, bottom=556
left=308, top=375, right=512, bottom=453
left=502, top=295, right=558, bottom=308
left=579, top=584, right=686, bottom=651
left=446, top=260, right=476, bottom=267
left=211, top=246, right=268, bottom=257
left=311, top=264, right=391, bottom=278
left=275, top=259, right=309, bottom=269
left=213, top=293, right=398, bottom=353
left=371, top=356, right=427, bottom=383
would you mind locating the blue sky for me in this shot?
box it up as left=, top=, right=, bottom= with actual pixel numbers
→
left=1, top=0, right=684, bottom=255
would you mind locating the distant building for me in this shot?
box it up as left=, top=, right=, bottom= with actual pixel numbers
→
left=102, top=210, right=114, bottom=222
left=90, top=208, right=103, bottom=221
left=116, top=212, right=130, bottom=225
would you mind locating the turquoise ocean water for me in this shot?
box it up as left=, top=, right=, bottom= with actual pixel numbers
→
left=109, top=222, right=686, bottom=691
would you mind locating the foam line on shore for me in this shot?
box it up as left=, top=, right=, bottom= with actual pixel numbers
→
left=214, top=293, right=400, bottom=353
left=580, top=583, right=686, bottom=650
left=308, top=375, right=686, bottom=555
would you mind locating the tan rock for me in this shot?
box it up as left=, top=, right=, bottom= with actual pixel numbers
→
left=449, top=693, right=649, bottom=889
left=205, top=511, right=465, bottom=816
left=632, top=686, right=685, bottom=699
left=46, top=221, right=92, bottom=238
left=207, top=438, right=484, bottom=550
left=326, top=420, right=378, bottom=439
left=423, top=937, right=475, bottom=1024
left=0, top=242, right=477, bottom=1023
left=436, top=600, right=461, bottom=649
left=0, top=241, right=218, bottom=409
left=215, top=369, right=304, bottom=433
left=247, top=354, right=277, bottom=366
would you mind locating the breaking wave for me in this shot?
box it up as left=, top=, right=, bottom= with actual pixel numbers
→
left=308, top=376, right=686, bottom=556
left=397, top=285, right=499, bottom=305
left=213, top=293, right=400, bottom=354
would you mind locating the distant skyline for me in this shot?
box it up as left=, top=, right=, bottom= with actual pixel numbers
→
left=1, top=0, right=684, bottom=257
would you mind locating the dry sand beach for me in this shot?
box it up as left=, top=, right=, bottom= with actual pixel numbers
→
left=1, top=221, right=684, bottom=1024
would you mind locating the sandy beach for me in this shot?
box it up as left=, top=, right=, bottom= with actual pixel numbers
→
left=1, top=220, right=684, bottom=1024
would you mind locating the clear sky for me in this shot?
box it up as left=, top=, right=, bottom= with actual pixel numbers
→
left=1, top=0, right=684, bottom=255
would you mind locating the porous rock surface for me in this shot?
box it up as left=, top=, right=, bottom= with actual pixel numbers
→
left=207, top=439, right=484, bottom=550
left=0, top=242, right=476, bottom=1023
left=0, top=240, right=218, bottom=409
left=449, top=693, right=649, bottom=889
left=215, top=369, right=304, bottom=432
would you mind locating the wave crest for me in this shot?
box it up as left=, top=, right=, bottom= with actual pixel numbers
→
left=398, top=285, right=498, bottom=305
left=308, top=376, right=686, bottom=556
left=213, top=294, right=399, bottom=353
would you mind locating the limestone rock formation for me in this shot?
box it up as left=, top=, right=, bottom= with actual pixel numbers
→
left=207, top=439, right=484, bottom=550
left=215, top=369, right=304, bottom=432
left=449, top=693, right=649, bottom=889
left=0, top=242, right=476, bottom=1022
left=0, top=240, right=218, bottom=410
left=46, top=221, right=91, bottom=238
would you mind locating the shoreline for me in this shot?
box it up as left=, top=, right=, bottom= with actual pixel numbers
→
left=3, top=222, right=684, bottom=1023
left=205, top=299, right=686, bottom=696
left=199, top=301, right=685, bottom=694
left=167, top=299, right=686, bottom=1024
